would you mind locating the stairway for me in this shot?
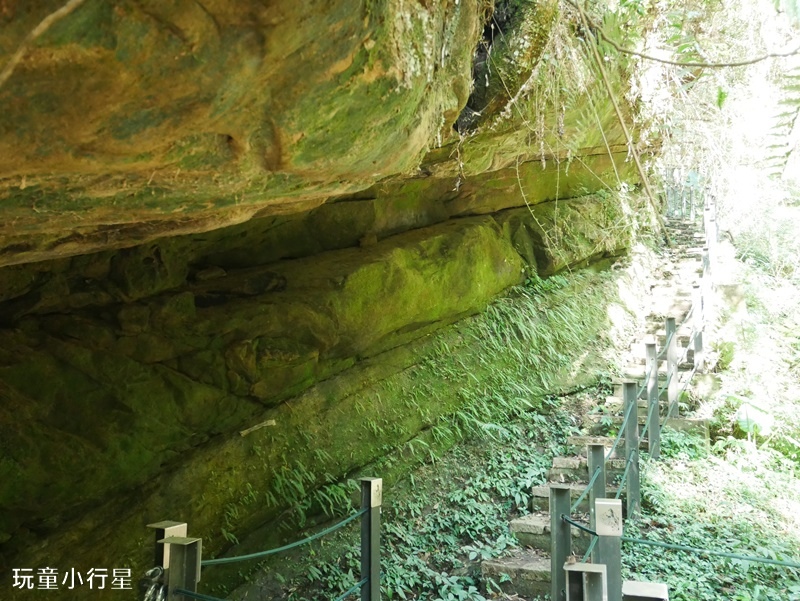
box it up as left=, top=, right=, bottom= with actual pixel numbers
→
left=482, top=218, right=711, bottom=600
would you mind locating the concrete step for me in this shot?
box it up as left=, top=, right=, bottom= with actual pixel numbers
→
left=511, top=512, right=594, bottom=554
left=481, top=549, right=551, bottom=598
left=531, top=483, right=624, bottom=512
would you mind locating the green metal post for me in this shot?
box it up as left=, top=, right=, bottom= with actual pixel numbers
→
left=645, top=342, right=660, bottom=460
left=666, top=318, right=678, bottom=419
left=624, top=382, right=641, bottom=519
left=361, top=477, right=382, bottom=601
left=550, top=485, right=572, bottom=601
left=693, top=283, right=704, bottom=372
left=587, top=444, right=606, bottom=564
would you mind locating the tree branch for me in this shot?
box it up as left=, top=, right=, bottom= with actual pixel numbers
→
left=575, top=3, right=667, bottom=242
left=0, top=0, right=89, bottom=92
left=564, top=0, right=800, bottom=69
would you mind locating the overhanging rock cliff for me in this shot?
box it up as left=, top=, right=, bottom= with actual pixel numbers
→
left=0, top=0, right=654, bottom=595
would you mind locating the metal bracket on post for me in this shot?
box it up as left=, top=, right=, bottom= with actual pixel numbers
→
left=622, top=382, right=640, bottom=519
left=644, top=343, right=659, bottom=460
left=566, top=562, right=607, bottom=601
left=587, top=444, right=607, bottom=565
left=360, top=477, right=382, bottom=601
left=159, top=536, right=202, bottom=601
left=147, top=521, right=188, bottom=575
left=665, top=318, right=678, bottom=419
left=550, top=485, right=572, bottom=601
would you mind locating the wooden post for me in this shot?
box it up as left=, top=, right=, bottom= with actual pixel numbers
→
left=550, top=485, right=572, bottom=601
left=623, top=382, right=640, bottom=519
left=160, top=536, right=202, bottom=601
left=361, top=478, right=382, bottom=601
left=645, top=342, right=660, bottom=460
left=587, top=444, right=607, bottom=564
left=666, top=318, right=678, bottom=419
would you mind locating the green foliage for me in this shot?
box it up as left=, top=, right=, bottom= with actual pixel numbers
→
left=658, top=427, right=708, bottom=461
left=276, top=398, right=583, bottom=600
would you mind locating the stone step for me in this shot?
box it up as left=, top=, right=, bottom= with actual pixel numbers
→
left=663, top=417, right=711, bottom=444
left=566, top=435, right=649, bottom=458
left=551, top=456, right=628, bottom=471
left=583, top=414, right=710, bottom=440
left=511, top=512, right=594, bottom=554
left=619, top=365, right=695, bottom=381
left=548, top=465, right=625, bottom=479
left=481, top=549, right=551, bottom=599
left=612, top=378, right=694, bottom=401
left=603, top=396, right=664, bottom=411
left=626, top=356, right=695, bottom=371
left=531, top=483, right=624, bottom=512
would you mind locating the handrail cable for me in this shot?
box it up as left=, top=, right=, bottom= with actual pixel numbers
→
left=201, top=509, right=367, bottom=566
left=570, top=466, right=603, bottom=514
left=561, top=514, right=598, bottom=536
left=655, top=329, right=676, bottom=360
left=615, top=452, right=637, bottom=499
left=175, top=590, right=225, bottom=601
left=640, top=382, right=663, bottom=441
left=606, top=398, right=637, bottom=461
left=621, top=536, right=800, bottom=570
left=332, top=578, right=369, bottom=601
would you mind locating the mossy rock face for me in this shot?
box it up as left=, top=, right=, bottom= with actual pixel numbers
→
left=0, top=0, right=482, bottom=265
left=0, top=216, right=523, bottom=552
left=2, top=259, right=641, bottom=601
left=497, top=192, right=631, bottom=276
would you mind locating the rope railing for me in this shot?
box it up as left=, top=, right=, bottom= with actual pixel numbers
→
left=550, top=193, right=715, bottom=600
left=201, top=509, right=367, bottom=566
left=144, top=478, right=383, bottom=601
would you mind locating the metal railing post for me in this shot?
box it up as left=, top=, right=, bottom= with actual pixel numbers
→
left=160, top=536, right=202, bottom=601
left=645, top=342, right=660, bottom=460
left=587, top=444, right=607, bottom=564
left=595, top=499, right=623, bottom=601
left=693, top=283, right=704, bottom=372
left=360, top=477, right=382, bottom=601
left=666, top=318, right=678, bottom=419
left=550, top=485, right=572, bottom=601
left=623, top=382, right=640, bottom=519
